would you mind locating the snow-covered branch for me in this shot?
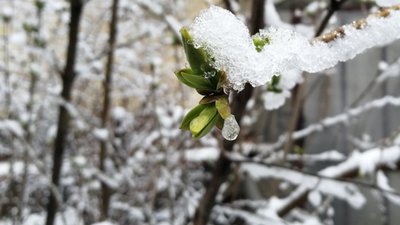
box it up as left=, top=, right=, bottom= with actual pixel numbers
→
left=188, top=5, right=400, bottom=91
left=270, top=95, right=400, bottom=151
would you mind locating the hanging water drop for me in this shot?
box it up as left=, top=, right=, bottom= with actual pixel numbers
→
left=204, top=71, right=216, bottom=79
left=222, top=115, right=240, bottom=141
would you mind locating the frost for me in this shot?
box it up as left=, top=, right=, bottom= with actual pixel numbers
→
left=222, top=114, right=240, bottom=140
left=189, top=6, right=400, bottom=91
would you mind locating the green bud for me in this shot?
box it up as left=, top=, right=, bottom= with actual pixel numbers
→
left=180, top=27, right=208, bottom=74
left=253, top=35, right=270, bottom=52
left=180, top=104, right=207, bottom=130
left=175, top=69, right=215, bottom=91
left=215, top=96, right=231, bottom=119
left=267, top=74, right=282, bottom=93
left=189, top=103, right=219, bottom=138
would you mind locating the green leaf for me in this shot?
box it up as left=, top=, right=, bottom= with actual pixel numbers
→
left=215, top=96, right=231, bottom=119
left=190, top=103, right=218, bottom=138
left=180, top=104, right=207, bottom=130
left=180, top=27, right=208, bottom=74
left=267, top=74, right=282, bottom=93
left=196, top=89, right=215, bottom=96
left=253, top=35, right=270, bottom=52
left=193, top=112, right=221, bottom=138
left=175, top=69, right=215, bottom=90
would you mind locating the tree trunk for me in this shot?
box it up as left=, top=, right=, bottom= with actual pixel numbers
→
left=45, top=1, right=84, bottom=225
left=192, top=1, right=266, bottom=224
left=99, top=0, right=119, bottom=218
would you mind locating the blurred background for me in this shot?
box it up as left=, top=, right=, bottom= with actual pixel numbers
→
left=1, top=0, right=400, bottom=225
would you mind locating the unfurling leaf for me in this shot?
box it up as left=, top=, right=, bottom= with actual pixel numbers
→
left=189, top=103, right=218, bottom=138
left=180, top=104, right=208, bottom=130
left=175, top=69, right=215, bottom=90
left=215, top=96, right=231, bottom=119
left=180, top=27, right=208, bottom=74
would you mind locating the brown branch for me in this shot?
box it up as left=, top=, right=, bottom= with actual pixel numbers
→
left=192, top=0, right=266, bottom=224
left=99, top=0, right=120, bottom=219
left=45, top=1, right=84, bottom=225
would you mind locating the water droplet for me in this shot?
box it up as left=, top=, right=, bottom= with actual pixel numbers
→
left=222, top=115, right=240, bottom=141
left=187, top=40, right=194, bottom=45
left=210, top=71, right=216, bottom=77
left=194, top=43, right=201, bottom=49
left=204, top=71, right=216, bottom=79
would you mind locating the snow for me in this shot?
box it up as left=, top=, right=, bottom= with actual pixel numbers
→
left=377, top=58, right=400, bottom=83
left=264, top=0, right=314, bottom=37
left=189, top=6, right=400, bottom=91
left=288, top=95, right=400, bottom=143
left=111, top=106, right=127, bottom=121
left=0, top=119, right=24, bottom=137
left=376, top=170, right=400, bottom=205
left=19, top=207, right=83, bottom=225
left=215, top=205, right=287, bottom=225
left=308, top=191, right=322, bottom=207
left=377, top=0, right=399, bottom=7
left=320, top=146, right=400, bottom=177
left=92, top=221, right=117, bottom=225
left=1, top=6, right=13, bottom=19
left=0, top=161, right=38, bottom=177
left=242, top=163, right=366, bottom=208
left=262, top=91, right=290, bottom=110
left=73, top=155, right=87, bottom=167
left=287, top=150, right=345, bottom=163
left=93, top=128, right=109, bottom=141
left=305, top=2, right=325, bottom=15
left=93, top=169, right=120, bottom=190
left=184, top=147, right=219, bottom=162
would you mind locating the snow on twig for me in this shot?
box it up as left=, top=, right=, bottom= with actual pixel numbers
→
left=270, top=95, right=400, bottom=151
left=189, top=5, right=400, bottom=90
